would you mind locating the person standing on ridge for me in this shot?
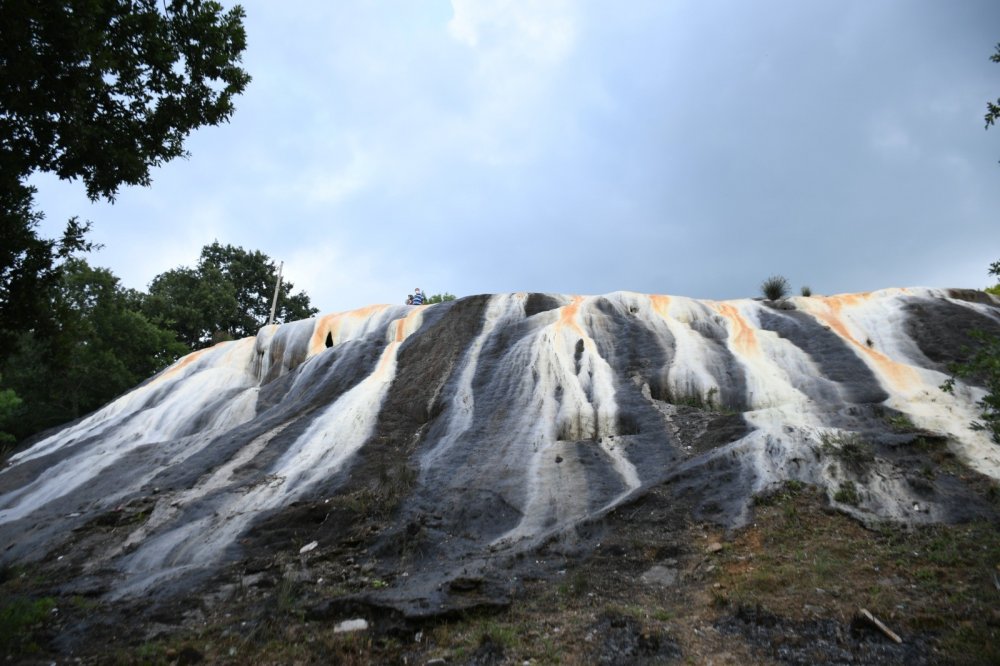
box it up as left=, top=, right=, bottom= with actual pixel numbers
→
left=412, top=288, right=424, bottom=305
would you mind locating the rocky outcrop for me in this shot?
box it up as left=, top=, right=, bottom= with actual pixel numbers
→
left=1, top=288, right=998, bottom=617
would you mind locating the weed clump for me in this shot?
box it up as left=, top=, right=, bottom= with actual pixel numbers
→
left=833, top=481, right=861, bottom=506
left=820, top=431, right=874, bottom=471
left=760, top=275, right=790, bottom=301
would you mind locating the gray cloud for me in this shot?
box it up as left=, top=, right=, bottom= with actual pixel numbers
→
left=32, top=0, right=1000, bottom=313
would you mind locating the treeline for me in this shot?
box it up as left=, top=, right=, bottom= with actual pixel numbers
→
left=1, top=2, right=253, bottom=449
left=0, top=242, right=316, bottom=446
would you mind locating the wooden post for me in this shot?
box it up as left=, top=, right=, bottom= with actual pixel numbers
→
left=267, top=261, right=284, bottom=326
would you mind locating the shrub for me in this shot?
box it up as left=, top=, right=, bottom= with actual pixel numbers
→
left=940, top=259, right=1000, bottom=445
left=820, top=431, right=874, bottom=471
left=760, top=275, right=790, bottom=301
left=834, top=481, right=860, bottom=506
left=800, top=285, right=812, bottom=297
left=426, top=293, right=457, bottom=304
left=941, top=329, right=1000, bottom=444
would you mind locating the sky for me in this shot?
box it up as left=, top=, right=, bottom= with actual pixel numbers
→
left=31, top=0, right=1000, bottom=315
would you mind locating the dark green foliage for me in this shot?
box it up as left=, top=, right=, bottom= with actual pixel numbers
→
left=940, top=259, right=1000, bottom=445
left=0, top=0, right=249, bottom=364
left=800, top=285, right=811, bottom=297
left=833, top=480, right=860, bottom=506
left=0, top=595, right=56, bottom=655
left=1, top=0, right=250, bottom=201
left=987, top=44, right=1000, bottom=130
left=145, top=242, right=318, bottom=348
left=988, top=261, right=1000, bottom=296
left=425, top=292, right=457, bottom=304
left=0, top=377, right=21, bottom=452
left=760, top=275, right=789, bottom=301
left=941, top=330, right=1000, bottom=445
left=820, top=431, right=874, bottom=470
left=0, top=184, right=95, bottom=368
left=2, top=259, right=188, bottom=439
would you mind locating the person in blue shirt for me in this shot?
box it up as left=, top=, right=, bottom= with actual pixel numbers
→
left=411, top=288, right=424, bottom=305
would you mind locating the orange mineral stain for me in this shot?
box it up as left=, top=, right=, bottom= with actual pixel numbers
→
left=803, top=295, right=919, bottom=390
left=555, top=296, right=585, bottom=335
left=153, top=348, right=210, bottom=384
left=650, top=295, right=672, bottom=320
left=712, top=303, right=759, bottom=357
left=309, top=304, right=389, bottom=356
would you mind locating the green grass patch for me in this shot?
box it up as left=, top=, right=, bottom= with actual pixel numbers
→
left=833, top=480, right=860, bottom=506
left=0, top=596, right=56, bottom=655
left=715, top=484, right=1000, bottom=663
left=820, top=431, right=874, bottom=470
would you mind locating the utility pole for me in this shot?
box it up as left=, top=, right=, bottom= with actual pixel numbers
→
left=267, top=261, right=284, bottom=326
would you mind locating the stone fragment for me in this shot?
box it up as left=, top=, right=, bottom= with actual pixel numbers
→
left=333, top=618, right=369, bottom=633
left=640, top=565, right=678, bottom=587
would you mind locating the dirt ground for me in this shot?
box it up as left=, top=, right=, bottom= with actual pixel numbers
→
left=3, top=476, right=999, bottom=665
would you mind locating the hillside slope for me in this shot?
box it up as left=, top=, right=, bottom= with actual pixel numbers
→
left=1, top=288, right=999, bottom=661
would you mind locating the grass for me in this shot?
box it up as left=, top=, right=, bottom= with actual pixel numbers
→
left=665, top=386, right=737, bottom=414
left=8, top=476, right=999, bottom=664
left=885, top=412, right=916, bottom=432
left=820, top=430, right=874, bottom=471
left=716, top=483, right=1000, bottom=663
left=0, top=596, right=57, bottom=655
left=833, top=480, right=860, bottom=505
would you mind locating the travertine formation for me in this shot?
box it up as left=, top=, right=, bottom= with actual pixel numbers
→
left=1, top=288, right=998, bottom=612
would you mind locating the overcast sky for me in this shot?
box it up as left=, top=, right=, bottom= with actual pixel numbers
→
left=31, top=0, right=1000, bottom=315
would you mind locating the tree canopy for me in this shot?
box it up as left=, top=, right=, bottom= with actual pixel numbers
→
left=145, top=242, right=318, bottom=348
left=987, top=44, right=1000, bottom=130
left=425, top=292, right=457, bottom=304
left=0, top=1, right=251, bottom=446
left=0, top=0, right=250, bottom=366
left=1, top=0, right=250, bottom=201
left=2, top=258, right=188, bottom=440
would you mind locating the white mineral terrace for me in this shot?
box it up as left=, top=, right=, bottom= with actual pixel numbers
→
left=0, top=289, right=997, bottom=593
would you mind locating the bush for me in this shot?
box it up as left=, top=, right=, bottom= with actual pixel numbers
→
left=800, top=285, right=812, bottom=297
left=425, top=292, right=457, bottom=305
left=760, top=275, right=790, bottom=301
left=940, top=259, right=1000, bottom=444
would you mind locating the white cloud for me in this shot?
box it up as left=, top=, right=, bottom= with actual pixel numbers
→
left=869, top=114, right=919, bottom=159
left=446, top=0, right=579, bottom=165
left=300, top=148, right=375, bottom=206
left=448, top=0, right=576, bottom=64
left=283, top=241, right=397, bottom=314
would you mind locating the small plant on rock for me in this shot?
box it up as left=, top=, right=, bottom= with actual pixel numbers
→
left=834, top=481, right=861, bottom=506
left=820, top=431, right=874, bottom=471
left=941, top=259, right=1000, bottom=444
left=760, top=275, right=790, bottom=301
left=800, top=285, right=812, bottom=297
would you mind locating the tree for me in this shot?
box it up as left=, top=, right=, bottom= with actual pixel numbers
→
left=987, top=44, right=1000, bottom=130
left=0, top=0, right=250, bottom=364
left=0, top=375, right=22, bottom=452
left=3, top=259, right=188, bottom=439
left=0, top=187, right=94, bottom=366
left=425, top=292, right=457, bottom=304
left=1, top=0, right=250, bottom=201
left=146, top=242, right=318, bottom=348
